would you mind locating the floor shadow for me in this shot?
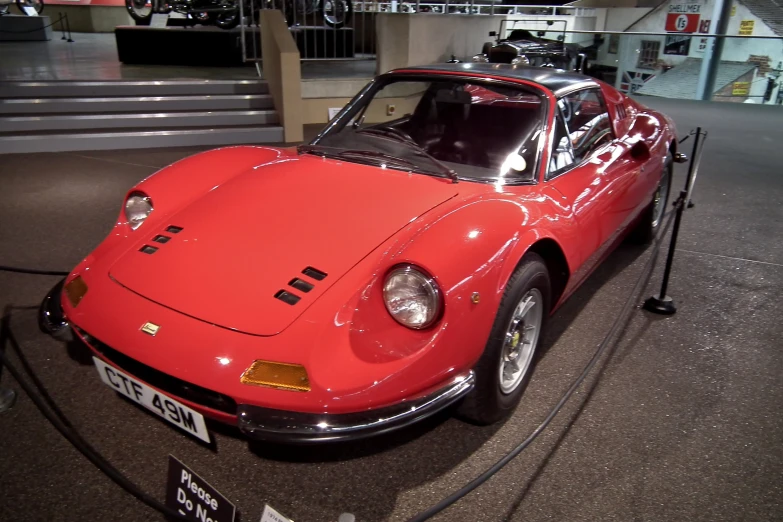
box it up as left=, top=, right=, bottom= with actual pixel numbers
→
left=66, top=336, right=95, bottom=366
left=501, top=314, right=655, bottom=522
left=540, top=240, right=649, bottom=358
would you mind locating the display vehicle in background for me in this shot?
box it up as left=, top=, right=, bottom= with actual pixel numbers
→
left=0, top=0, right=43, bottom=15
left=473, top=19, right=601, bottom=75
left=41, top=63, right=679, bottom=444
left=125, top=0, right=351, bottom=29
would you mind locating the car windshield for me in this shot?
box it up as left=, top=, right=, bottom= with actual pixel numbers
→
left=309, top=78, right=546, bottom=183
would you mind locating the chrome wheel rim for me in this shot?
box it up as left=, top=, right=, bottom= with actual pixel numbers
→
left=499, top=288, right=543, bottom=394
left=652, top=171, right=670, bottom=228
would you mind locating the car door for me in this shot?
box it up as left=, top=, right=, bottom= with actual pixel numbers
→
left=545, top=88, right=631, bottom=279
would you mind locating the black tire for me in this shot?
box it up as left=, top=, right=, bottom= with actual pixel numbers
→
left=16, top=0, right=43, bottom=14
left=458, top=253, right=551, bottom=425
left=125, top=0, right=152, bottom=23
left=319, top=0, right=351, bottom=29
left=481, top=42, right=493, bottom=56
left=627, top=153, right=673, bottom=244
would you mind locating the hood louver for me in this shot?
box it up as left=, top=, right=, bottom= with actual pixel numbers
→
left=274, top=267, right=328, bottom=305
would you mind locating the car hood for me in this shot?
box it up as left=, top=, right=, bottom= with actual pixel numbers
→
left=109, top=155, right=458, bottom=336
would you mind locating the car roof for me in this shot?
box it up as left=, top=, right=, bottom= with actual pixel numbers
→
left=389, top=63, right=600, bottom=97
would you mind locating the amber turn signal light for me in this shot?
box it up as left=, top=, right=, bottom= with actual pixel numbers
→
left=64, top=276, right=88, bottom=308
left=240, top=360, right=310, bottom=392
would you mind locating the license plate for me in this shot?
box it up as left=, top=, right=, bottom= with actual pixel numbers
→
left=93, top=357, right=211, bottom=443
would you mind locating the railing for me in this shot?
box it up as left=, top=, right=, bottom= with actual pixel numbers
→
left=476, top=29, right=783, bottom=104
left=240, top=2, right=597, bottom=63
left=241, top=0, right=378, bottom=62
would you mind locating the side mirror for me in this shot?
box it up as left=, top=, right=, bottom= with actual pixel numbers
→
left=489, top=31, right=497, bottom=37
left=628, top=140, right=651, bottom=162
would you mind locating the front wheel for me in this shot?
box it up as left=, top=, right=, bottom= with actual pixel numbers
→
left=458, top=253, right=551, bottom=425
left=16, top=0, right=44, bottom=14
left=319, top=0, right=351, bottom=29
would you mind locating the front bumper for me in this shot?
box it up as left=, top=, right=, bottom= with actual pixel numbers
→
left=237, top=371, right=475, bottom=443
left=40, top=280, right=476, bottom=443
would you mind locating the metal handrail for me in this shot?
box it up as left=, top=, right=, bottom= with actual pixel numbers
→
left=532, top=29, right=782, bottom=39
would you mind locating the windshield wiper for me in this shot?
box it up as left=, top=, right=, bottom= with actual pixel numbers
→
left=355, top=127, right=459, bottom=184
left=297, top=145, right=418, bottom=170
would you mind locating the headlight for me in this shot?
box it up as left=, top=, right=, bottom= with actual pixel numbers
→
left=472, top=54, right=489, bottom=63
left=124, top=191, right=153, bottom=230
left=511, top=55, right=530, bottom=65
left=383, top=265, right=442, bottom=329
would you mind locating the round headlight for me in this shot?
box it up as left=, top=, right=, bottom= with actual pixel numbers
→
left=383, top=265, right=442, bottom=329
left=472, top=54, right=489, bottom=63
left=124, top=191, right=153, bottom=230
left=511, top=55, right=530, bottom=66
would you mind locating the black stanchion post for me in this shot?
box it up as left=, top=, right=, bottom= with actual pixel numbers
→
left=684, top=126, right=702, bottom=208
left=643, top=191, right=687, bottom=315
left=65, top=13, right=74, bottom=42
left=58, top=13, right=68, bottom=40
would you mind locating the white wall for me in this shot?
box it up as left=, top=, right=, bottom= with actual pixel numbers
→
left=502, top=15, right=597, bottom=44
left=376, top=14, right=504, bottom=73
left=604, top=7, right=653, bottom=31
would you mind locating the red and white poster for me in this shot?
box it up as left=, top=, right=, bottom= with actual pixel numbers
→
left=666, top=2, right=701, bottom=33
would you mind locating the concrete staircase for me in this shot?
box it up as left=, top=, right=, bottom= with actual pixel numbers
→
left=0, top=80, right=284, bottom=154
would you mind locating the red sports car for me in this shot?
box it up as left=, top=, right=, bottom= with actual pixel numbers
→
left=41, top=63, right=679, bottom=444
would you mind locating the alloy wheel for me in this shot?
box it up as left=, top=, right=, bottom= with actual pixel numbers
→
left=498, top=288, right=543, bottom=394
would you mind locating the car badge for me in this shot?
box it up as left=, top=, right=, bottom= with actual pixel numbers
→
left=140, top=322, right=160, bottom=336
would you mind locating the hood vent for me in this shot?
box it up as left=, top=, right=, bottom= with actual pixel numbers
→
left=288, top=278, right=314, bottom=293
left=302, top=266, right=328, bottom=281
left=165, top=225, right=183, bottom=234
left=274, top=290, right=301, bottom=306
left=152, top=235, right=171, bottom=244
left=274, top=267, right=328, bottom=306
left=139, top=245, right=158, bottom=255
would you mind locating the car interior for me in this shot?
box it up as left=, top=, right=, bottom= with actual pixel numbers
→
left=366, top=81, right=545, bottom=179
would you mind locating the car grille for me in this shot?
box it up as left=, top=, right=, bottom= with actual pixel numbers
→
left=75, top=327, right=238, bottom=415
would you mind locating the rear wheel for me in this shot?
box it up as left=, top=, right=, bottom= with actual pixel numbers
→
left=628, top=153, right=672, bottom=244
left=16, top=0, right=43, bottom=14
left=320, top=0, right=351, bottom=29
left=125, top=0, right=153, bottom=23
left=458, top=253, right=550, bottom=425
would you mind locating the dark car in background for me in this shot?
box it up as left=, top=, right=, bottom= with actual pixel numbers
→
left=472, top=20, right=601, bottom=76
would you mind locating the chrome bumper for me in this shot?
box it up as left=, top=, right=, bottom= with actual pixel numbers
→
left=39, top=279, right=73, bottom=341
left=237, top=371, right=475, bottom=444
